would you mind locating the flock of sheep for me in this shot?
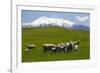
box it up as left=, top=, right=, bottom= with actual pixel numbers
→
left=25, top=40, right=80, bottom=54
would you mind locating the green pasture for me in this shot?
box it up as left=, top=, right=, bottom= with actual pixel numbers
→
left=22, top=26, right=90, bottom=62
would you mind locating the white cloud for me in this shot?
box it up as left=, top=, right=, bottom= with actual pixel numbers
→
left=76, top=16, right=89, bottom=22
left=22, top=22, right=32, bottom=25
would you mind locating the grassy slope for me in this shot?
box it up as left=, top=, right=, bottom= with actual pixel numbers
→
left=22, top=26, right=90, bottom=62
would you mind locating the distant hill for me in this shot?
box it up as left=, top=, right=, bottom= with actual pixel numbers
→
left=72, top=25, right=90, bottom=31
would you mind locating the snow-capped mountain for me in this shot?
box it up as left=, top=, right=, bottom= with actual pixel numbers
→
left=31, top=16, right=75, bottom=28
left=22, top=16, right=89, bottom=31
left=22, top=16, right=75, bottom=28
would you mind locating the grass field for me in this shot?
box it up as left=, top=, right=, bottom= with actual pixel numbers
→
left=22, top=26, right=90, bottom=62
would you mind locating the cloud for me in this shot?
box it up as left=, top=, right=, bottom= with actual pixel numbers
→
left=22, top=22, right=32, bottom=25
left=76, top=16, right=89, bottom=22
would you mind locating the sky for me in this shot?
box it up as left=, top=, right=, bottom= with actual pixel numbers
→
left=22, top=10, right=90, bottom=27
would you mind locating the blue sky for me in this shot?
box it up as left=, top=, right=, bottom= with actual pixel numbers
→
left=22, top=10, right=90, bottom=27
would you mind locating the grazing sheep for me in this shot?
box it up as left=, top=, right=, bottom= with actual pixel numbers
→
left=73, top=45, right=79, bottom=51
left=73, top=40, right=80, bottom=51
left=64, top=42, right=70, bottom=52
left=56, top=43, right=68, bottom=53
left=65, top=42, right=70, bottom=46
left=65, top=40, right=80, bottom=52
left=25, top=44, right=36, bottom=51
left=74, top=40, right=80, bottom=45
left=43, top=44, right=56, bottom=53
left=42, top=40, right=80, bottom=53
left=64, top=41, right=76, bottom=52
left=66, top=43, right=73, bottom=52
left=51, top=47, right=57, bottom=53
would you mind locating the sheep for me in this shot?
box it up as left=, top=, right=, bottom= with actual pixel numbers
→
left=64, top=41, right=76, bottom=52
left=43, top=44, right=57, bottom=53
left=56, top=43, right=66, bottom=53
left=25, top=44, right=36, bottom=51
left=65, top=40, right=80, bottom=52
left=74, top=40, right=80, bottom=45
left=64, top=42, right=70, bottom=52
left=73, top=40, right=80, bottom=51
left=65, top=42, right=70, bottom=46
left=73, top=45, right=79, bottom=51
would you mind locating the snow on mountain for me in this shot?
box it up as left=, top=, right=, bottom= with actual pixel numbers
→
left=31, top=16, right=75, bottom=28
left=22, top=16, right=89, bottom=31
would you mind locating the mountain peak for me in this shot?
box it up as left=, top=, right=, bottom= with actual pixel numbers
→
left=22, top=16, right=89, bottom=31
left=32, top=16, right=75, bottom=27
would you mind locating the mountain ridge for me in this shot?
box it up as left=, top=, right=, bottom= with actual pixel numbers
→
left=22, top=16, right=89, bottom=31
